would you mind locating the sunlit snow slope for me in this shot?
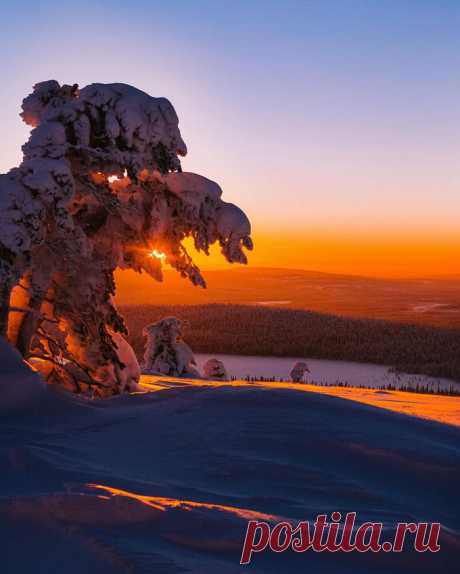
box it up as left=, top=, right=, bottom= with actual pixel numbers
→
left=1, top=339, right=459, bottom=573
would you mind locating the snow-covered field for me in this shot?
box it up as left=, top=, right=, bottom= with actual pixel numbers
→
left=196, top=353, right=458, bottom=391
left=1, top=338, right=460, bottom=573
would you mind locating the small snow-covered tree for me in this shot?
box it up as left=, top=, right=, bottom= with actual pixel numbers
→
left=0, top=81, right=252, bottom=396
left=290, top=361, right=310, bottom=383
left=142, top=317, right=199, bottom=377
left=203, top=358, right=228, bottom=381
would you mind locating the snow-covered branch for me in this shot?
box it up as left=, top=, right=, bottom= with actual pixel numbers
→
left=0, top=81, right=252, bottom=395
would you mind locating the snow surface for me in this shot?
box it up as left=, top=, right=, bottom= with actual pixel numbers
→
left=1, top=341, right=459, bottom=573
left=0, top=337, right=45, bottom=413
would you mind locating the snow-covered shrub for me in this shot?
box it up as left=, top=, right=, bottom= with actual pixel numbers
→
left=0, top=82, right=252, bottom=396
left=290, top=361, right=310, bottom=383
left=142, top=317, right=199, bottom=377
left=203, top=358, right=228, bottom=381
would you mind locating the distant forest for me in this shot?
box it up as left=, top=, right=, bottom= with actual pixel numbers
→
left=120, top=304, right=460, bottom=382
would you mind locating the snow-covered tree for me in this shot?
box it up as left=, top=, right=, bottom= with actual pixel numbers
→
left=203, top=358, right=228, bottom=381
left=142, top=317, right=199, bottom=377
left=0, top=81, right=252, bottom=396
left=290, top=361, right=310, bottom=383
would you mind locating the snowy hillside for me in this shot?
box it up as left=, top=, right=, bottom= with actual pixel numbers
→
left=1, top=339, right=459, bottom=573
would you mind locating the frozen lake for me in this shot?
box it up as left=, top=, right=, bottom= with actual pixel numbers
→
left=195, top=353, right=458, bottom=391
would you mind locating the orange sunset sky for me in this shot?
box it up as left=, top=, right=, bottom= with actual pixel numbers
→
left=177, top=234, right=460, bottom=279
left=1, top=2, right=459, bottom=279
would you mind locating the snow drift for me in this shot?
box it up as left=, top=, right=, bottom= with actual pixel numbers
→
left=0, top=336, right=45, bottom=413
left=142, top=316, right=199, bottom=377
left=0, top=334, right=458, bottom=573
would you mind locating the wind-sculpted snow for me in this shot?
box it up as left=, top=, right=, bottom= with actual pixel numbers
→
left=0, top=350, right=459, bottom=572
left=0, top=337, right=45, bottom=413
left=0, top=81, right=252, bottom=396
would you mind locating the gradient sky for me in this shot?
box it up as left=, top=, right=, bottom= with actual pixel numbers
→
left=1, top=0, right=459, bottom=276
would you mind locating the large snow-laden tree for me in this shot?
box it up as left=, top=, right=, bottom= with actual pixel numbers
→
left=0, top=81, right=252, bottom=396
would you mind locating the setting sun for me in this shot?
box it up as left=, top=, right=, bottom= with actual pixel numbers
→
left=149, top=249, right=167, bottom=260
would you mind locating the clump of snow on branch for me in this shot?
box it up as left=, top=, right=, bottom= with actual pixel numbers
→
left=142, top=317, right=199, bottom=378
left=203, top=358, right=228, bottom=381
left=290, top=361, right=310, bottom=383
left=0, top=81, right=252, bottom=396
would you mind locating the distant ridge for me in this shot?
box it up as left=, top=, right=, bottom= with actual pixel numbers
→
left=115, top=267, right=460, bottom=329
